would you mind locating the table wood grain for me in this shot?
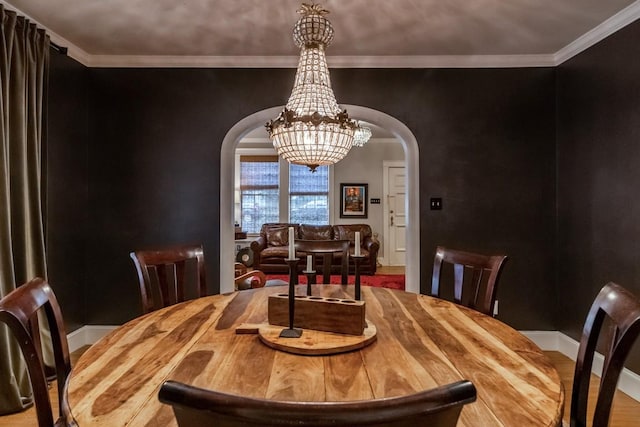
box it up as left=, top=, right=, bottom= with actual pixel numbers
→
left=68, top=285, right=564, bottom=426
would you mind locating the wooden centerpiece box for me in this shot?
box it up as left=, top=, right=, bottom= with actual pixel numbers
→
left=268, top=293, right=366, bottom=336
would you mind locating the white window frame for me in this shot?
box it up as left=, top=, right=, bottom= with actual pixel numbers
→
left=235, top=148, right=334, bottom=233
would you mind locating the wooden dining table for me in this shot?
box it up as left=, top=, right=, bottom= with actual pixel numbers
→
left=67, top=285, right=564, bottom=426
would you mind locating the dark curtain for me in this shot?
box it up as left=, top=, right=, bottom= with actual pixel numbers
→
left=0, top=5, right=49, bottom=414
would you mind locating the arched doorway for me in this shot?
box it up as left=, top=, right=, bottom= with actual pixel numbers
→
left=220, top=106, right=420, bottom=293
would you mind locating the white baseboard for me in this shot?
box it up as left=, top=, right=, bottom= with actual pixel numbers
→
left=70, top=326, right=639, bottom=402
left=522, top=330, right=640, bottom=402
left=519, top=330, right=561, bottom=350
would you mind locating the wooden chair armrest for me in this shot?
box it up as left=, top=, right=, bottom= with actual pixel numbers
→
left=234, top=270, right=267, bottom=290
left=234, top=262, right=248, bottom=277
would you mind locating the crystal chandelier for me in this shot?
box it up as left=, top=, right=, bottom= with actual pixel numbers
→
left=266, top=3, right=358, bottom=172
left=353, top=124, right=372, bottom=147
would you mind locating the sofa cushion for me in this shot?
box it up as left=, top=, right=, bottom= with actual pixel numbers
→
left=333, top=224, right=372, bottom=244
left=260, top=223, right=299, bottom=247
left=260, top=223, right=298, bottom=236
left=261, top=246, right=290, bottom=258
left=266, top=227, right=290, bottom=247
left=299, top=224, right=333, bottom=240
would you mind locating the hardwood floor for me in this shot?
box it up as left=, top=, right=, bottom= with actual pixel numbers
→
left=545, top=351, right=639, bottom=426
left=1, top=342, right=638, bottom=425
left=376, top=265, right=405, bottom=275
left=0, top=345, right=90, bottom=427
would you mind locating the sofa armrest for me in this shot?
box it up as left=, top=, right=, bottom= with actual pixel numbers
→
left=250, top=236, right=267, bottom=269
left=251, top=236, right=267, bottom=252
left=363, top=237, right=379, bottom=273
left=363, top=237, right=379, bottom=254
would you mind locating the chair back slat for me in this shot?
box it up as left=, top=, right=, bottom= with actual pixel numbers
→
left=453, top=263, right=464, bottom=304
left=174, top=260, right=187, bottom=303
left=470, top=268, right=484, bottom=307
left=0, top=277, right=77, bottom=427
left=130, top=244, right=207, bottom=314
left=431, top=246, right=508, bottom=316
left=571, top=282, right=640, bottom=427
left=154, top=262, right=184, bottom=308
left=159, top=379, right=476, bottom=427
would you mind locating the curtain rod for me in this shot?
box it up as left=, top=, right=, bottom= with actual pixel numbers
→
left=50, top=41, right=67, bottom=55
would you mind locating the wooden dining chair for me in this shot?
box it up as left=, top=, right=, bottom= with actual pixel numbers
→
left=430, top=246, right=508, bottom=316
left=130, top=244, right=207, bottom=314
left=295, top=239, right=350, bottom=285
left=234, top=262, right=266, bottom=290
left=569, top=282, right=640, bottom=427
left=0, top=277, right=77, bottom=427
left=159, top=379, right=476, bottom=426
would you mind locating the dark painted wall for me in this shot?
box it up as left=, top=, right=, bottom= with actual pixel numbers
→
left=46, top=50, right=89, bottom=331
left=335, top=68, right=557, bottom=329
left=78, top=67, right=556, bottom=328
left=44, top=20, right=640, bottom=375
left=85, top=68, right=295, bottom=323
left=557, top=20, right=640, bottom=372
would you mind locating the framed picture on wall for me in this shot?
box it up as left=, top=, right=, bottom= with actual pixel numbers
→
left=340, top=183, right=368, bottom=218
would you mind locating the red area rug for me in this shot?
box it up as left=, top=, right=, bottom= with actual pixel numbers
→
left=265, top=274, right=405, bottom=290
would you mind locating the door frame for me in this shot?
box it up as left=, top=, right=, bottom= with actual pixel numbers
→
left=220, top=105, right=420, bottom=294
left=382, top=161, right=406, bottom=266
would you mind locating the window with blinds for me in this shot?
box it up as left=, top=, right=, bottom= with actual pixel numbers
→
left=240, top=156, right=279, bottom=233
left=289, top=164, right=329, bottom=225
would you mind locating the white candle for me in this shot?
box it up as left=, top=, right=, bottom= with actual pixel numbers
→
left=355, top=231, right=361, bottom=256
left=288, top=227, right=295, bottom=259
left=306, top=254, right=313, bottom=272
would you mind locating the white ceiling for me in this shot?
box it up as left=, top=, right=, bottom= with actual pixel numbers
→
left=5, top=0, right=640, bottom=68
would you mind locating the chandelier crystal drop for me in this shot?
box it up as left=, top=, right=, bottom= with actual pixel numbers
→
left=353, top=125, right=372, bottom=147
left=266, top=3, right=358, bottom=172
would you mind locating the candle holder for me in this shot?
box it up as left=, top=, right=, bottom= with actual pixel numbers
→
left=351, top=255, right=365, bottom=301
left=280, top=258, right=302, bottom=338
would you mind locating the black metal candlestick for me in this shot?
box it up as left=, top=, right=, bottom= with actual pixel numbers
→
left=280, top=258, right=302, bottom=338
left=351, top=255, right=365, bottom=301
left=303, top=268, right=316, bottom=296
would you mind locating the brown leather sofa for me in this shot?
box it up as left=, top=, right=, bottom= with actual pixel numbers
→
left=250, top=223, right=379, bottom=275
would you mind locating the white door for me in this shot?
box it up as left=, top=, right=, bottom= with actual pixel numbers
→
left=384, top=164, right=406, bottom=265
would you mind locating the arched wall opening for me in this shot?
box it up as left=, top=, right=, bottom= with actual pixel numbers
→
left=220, top=105, right=420, bottom=293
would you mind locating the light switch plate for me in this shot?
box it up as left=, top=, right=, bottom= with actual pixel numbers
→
left=430, top=197, right=442, bottom=210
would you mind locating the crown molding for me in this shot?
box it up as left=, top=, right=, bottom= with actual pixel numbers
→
left=330, top=55, right=556, bottom=68
left=554, top=0, right=640, bottom=65
left=86, top=55, right=300, bottom=68
left=50, top=34, right=91, bottom=65
left=85, top=54, right=557, bottom=68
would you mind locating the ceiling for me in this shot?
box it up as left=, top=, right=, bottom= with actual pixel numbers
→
left=5, top=0, right=640, bottom=68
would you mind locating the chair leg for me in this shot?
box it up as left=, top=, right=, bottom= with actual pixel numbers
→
left=322, top=254, right=331, bottom=284
left=341, top=256, right=348, bottom=284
